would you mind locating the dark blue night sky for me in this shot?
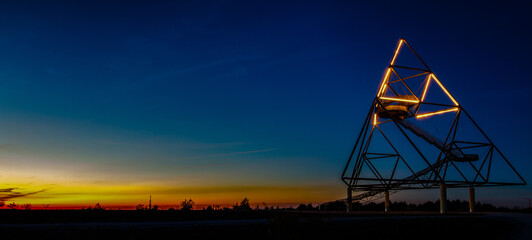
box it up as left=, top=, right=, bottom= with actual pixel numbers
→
left=0, top=1, right=530, bottom=207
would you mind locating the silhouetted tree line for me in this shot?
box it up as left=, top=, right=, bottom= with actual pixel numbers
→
left=318, top=199, right=532, bottom=212
left=296, top=203, right=315, bottom=211
left=233, top=197, right=251, bottom=210
left=81, top=203, right=105, bottom=211
left=3, top=198, right=530, bottom=213
left=136, top=204, right=159, bottom=210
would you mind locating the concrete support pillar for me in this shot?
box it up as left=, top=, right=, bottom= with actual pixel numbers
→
left=384, top=191, right=390, bottom=212
left=440, top=183, right=447, bottom=214
left=346, top=187, right=352, bottom=212
left=469, top=186, right=475, bottom=213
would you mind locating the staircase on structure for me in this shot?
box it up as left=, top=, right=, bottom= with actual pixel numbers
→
left=351, top=119, right=461, bottom=201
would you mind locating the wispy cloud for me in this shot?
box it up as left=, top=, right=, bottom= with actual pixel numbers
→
left=43, top=68, right=68, bottom=77
left=258, top=46, right=345, bottom=71
left=131, top=54, right=261, bottom=90
left=0, top=144, right=14, bottom=150
left=153, top=55, right=257, bottom=79
left=98, top=139, right=123, bottom=145
left=191, top=148, right=276, bottom=160
left=170, top=148, right=276, bottom=171
left=0, top=188, right=46, bottom=201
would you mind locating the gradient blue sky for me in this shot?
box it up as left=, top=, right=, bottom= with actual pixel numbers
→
left=0, top=1, right=531, bottom=208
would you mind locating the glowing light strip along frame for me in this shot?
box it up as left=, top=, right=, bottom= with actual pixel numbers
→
left=416, top=107, right=459, bottom=119
left=390, top=39, right=404, bottom=66
left=430, top=74, right=459, bottom=106
left=420, top=75, right=431, bottom=102
left=377, top=39, right=403, bottom=98
left=373, top=113, right=377, bottom=125
left=379, top=96, right=420, bottom=103
left=377, top=68, right=392, bottom=97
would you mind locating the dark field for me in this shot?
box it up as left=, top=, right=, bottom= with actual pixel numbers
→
left=0, top=210, right=529, bottom=240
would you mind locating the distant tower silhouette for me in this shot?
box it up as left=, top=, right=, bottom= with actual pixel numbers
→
left=149, top=195, right=152, bottom=210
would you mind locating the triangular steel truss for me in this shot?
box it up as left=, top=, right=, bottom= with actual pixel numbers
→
left=342, top=38, right=526, bottom=201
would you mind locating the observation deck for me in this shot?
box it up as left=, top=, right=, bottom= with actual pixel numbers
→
left=376, top=95, right=418, bottom=119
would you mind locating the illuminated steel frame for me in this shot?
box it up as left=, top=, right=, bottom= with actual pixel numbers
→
left=341, top=38, right=526, bottom=202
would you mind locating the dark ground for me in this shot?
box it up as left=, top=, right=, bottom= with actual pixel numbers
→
left=0, top=210, right=529, bottom=240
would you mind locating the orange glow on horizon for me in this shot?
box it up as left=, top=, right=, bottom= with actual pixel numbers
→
left=0, top=158, right=346, bottom=210
left=0, top=175, right=341, bottom=210
left=416, top=107, right=459, bottom=119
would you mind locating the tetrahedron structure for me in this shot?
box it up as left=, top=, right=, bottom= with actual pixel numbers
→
left=341, top=38, right=526, bottom=209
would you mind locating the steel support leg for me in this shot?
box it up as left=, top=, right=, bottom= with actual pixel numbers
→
left=469, top=186, right=475, bottom=213
left=440, top=183, right=447, bottom=214
left=384, top=191, right=390, bottom=212
left=347, top=187, right=352, bottom=212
